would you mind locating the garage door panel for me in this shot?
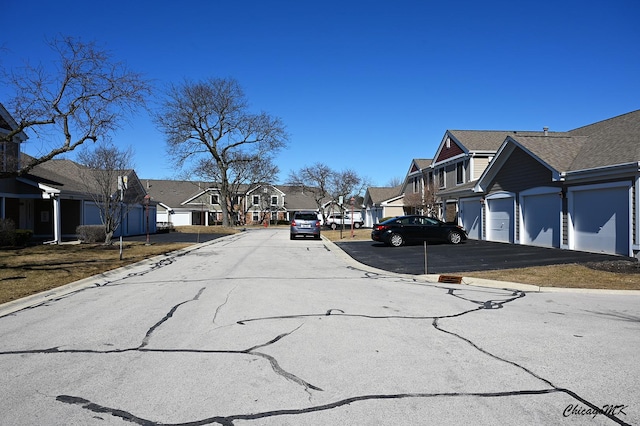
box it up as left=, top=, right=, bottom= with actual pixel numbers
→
left=488, top=197, right=513, bottom=243
left=460, top=200, right=481, bottom=240
left=572, top=186, right=629, bottom=256
left=522, top=193, right=560, bottom=248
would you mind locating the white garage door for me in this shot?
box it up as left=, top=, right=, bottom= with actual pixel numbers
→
left=571, top=185, right=630, bottom=256
left=460, top=199, right=482, bottom=240
left=521, top=192, right=560, bottom=248
left=487, top=196, right=514, bottom=243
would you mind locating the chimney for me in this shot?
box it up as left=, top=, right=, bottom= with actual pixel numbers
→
left=543, top=126, right=549, bottom=136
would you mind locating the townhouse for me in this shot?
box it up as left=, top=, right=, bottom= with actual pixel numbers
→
left=145, top=180, right=324, bottom=226
left=1, top=104, right=155, bottom=243
left=395, top=110, right=640, bottom=258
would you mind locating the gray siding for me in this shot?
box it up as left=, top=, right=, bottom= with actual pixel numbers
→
left=486, top=147, right=561, bottom=195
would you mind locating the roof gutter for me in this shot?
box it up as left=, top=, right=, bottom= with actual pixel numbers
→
left=560, top=161, right=640, bottom=181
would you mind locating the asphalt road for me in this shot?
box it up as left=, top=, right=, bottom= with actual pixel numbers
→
left=335, top=239, right=627, bottom=275
left=125, top=231, right=225, bottom=244
left=1, top=228, right=637, bottom=425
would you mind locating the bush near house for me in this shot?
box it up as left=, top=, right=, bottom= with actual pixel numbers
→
left=0, top=219, right=33, bottom=247
left=76, top=225, right=106, bottom=243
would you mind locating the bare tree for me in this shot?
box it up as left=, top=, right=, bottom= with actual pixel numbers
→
left=286, top=163, right=332, bottom=219
left=287, top=163, right=370, bottom=219
left=404, top=178, right=438, bottom=216
left=386, top=176, right=404, bottom=187
left=193, top=149, right=280, bottom=225
left=0, top=36, right=151, bottom=178
left=77, top=142, right=144, bottom=244
left=329, top=168, right=370, bottom=208
left=155, top=77, right=288, bottom=227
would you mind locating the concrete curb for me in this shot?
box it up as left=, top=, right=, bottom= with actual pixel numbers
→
left=0, top=233, right=241, bottom=318
left=322, top=236, right=640, bottom=295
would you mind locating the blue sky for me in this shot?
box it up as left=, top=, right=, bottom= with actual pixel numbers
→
left=2, top=0, right=639, bottom=187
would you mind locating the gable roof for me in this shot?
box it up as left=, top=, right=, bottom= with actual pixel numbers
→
left=365, top=185, right=403, bottom=205
left=246, top=183, right=285, bottom=196
left=277, top=185, right=325, bottom=211
left=0, top=103, right=27, bottom=142
left=407, top=158, right=432, bottom=174
left=507, top=133, right=584, bottom=172
left=475, top=109, right=640, bottom=192
left=144, top=179, right=215, bottom=207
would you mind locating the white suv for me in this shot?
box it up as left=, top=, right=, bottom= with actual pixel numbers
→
left=325, top=212, right=364, bottom=229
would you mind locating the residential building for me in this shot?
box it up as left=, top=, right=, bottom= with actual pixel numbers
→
left=1, top=102, right=154, bottom=243
left=363, top=185, right=404, bottom=227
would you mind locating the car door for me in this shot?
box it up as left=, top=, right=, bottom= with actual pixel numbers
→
left=397, top=216, right=422, bottom=242
left=422, top=217, right=446, bottom=241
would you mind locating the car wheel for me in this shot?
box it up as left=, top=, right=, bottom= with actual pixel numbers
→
left=290, top=234, right=295, bottom=240
left=388, top=233, right=404, bottom=247
left=354, top=222, right=361, bottom=229
left=330, top=223, right=337, bottom=230
left=448, top=231, right=462, bottom=244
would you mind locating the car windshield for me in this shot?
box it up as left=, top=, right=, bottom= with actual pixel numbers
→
left=295, top=213, right=317, bottom=221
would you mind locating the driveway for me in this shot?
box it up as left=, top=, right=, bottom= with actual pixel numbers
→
left=335, top=239, right=626, bottom=275
left=0, top=228, right=637, bottom=425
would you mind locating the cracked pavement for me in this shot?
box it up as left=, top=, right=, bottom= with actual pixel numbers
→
left=0, top=229, right=638, bottom=425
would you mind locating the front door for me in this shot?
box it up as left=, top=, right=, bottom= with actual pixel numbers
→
left=19, top=199, right=34, bottom=230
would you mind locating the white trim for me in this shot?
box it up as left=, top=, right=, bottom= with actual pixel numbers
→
left=635, top=176, right=640, bottom=256
left=182, top=188, right=219, bottom=205
left=432, top=152, right=466, bottom=167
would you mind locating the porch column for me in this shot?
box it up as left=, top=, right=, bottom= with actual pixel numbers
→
left=52, top=194, right=61, bottom=244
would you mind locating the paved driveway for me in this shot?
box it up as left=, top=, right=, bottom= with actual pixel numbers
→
left=0, top=229, right=638, bottom=425
left=335, top=239, right=626, bottom=275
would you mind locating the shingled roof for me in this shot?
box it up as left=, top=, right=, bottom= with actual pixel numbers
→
left=144, top=179, right=215, bottom=207
left=448, top=130, right=541, bottom=152
left=568, top=109, right=640, bottom=170
left=366, top=185, right=403, bottom=204
left=506, top=110, right=640, bottom=173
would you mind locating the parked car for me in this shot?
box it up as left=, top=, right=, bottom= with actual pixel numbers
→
left=290, top=211, right=321, bottom=240
left=325, top=212, right=364, bottom=229
left=371, top=215, right=467, bottom=247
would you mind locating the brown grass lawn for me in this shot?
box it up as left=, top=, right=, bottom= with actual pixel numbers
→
left=1, top=226, right=638, bottom=306
left=0, top=242, right=194, bottom=305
